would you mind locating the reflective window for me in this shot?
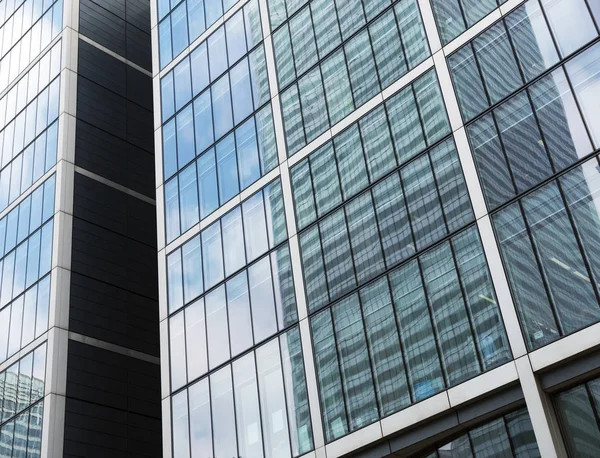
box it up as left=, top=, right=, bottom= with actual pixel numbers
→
left=431, top=0, right=507, bottom=45
left=171, top=327, right=314, bottom=458
left=158, top=0, right=262, bottom=69
left=420, top=407, right=539, bottom=457
left=0, top=0, right=62, bottom=94
left=169, top=243, right=297, bottom=385
left=468, top=57, right=597, bottom=210
left=494, top=155, right=600, bottom=350
left=0, top=344, right=46, bottom=458
left=311, top=225, right=511, bottom=442
left=554, top=377, right=600, bottom=457
left=279, top=0, right=429, bottom=155
left=298, top=137, right=472, bottom=312
left=163, top=105, right=277, bottom=243
left=449, top=0, right=599, bottom=122
left=167, top=179, right=287, bottom=312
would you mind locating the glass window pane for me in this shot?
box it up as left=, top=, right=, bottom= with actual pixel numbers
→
left=495, top=91, right=553, bottom=193
left=165, top=178, right=180, bottom=243
left=169, top=312, right=187, bottom=390
left=193, top=91, right=214, bottom=154
left=167, top=249, right=184, bottom=313
left=395, top=0, right=429, bottom=68
left=230, top=59, right=254, bottom=124
left=226, top=11, right=247, bottom=65
left=208, top=27, right=228, bottom=79
left=298, top=68, right=329, bottom=143
left=390, top=260, right=445, bottom=402
left=188, top=379, right=212, bottom=458
left=506, top=1, right=559, bottom=82
left=453, top=227, right=511, bottom=370
left=299, top=227, right=329, bottom=312
left=370, top=11, right=406, bottom=90
left=272, top=245, right=297, bottom=328
left=360, top=277, right=410, bottom=415
left=256, top=338, right=291, bottom=458
left=386, top=85, right=426, bottom=165
left=311, top=310, right=348, bottom=442
left=469, top=418, right=513, bottom=456
left=530, top=69, right=592, bottom=171
left=345, top=30, right=380, bottom=107
left=210, top=366, right=237, bottom=458
left=216, top=133, right=239, bottom=203
left=566, top=42, right=600, bottom=148
left=171, top=4, right=189, bottom=58
left=227, top=272, right=253, bottom=355
left=256, top=106, right=278, bottom=173
left=212, top=74, right=233, bottom=139
left=233, top=353, right=263, bottom=458
left=402, top=155, right=446, bottom=250
left=556, top=385, right=600, bottom=457
left=372, top=173, right=413, bottom=266
left=542, top=0, right=597, bottom=57
left=320, top=210, right=356, bottom=300
left=322, top=50, right=354, bottom=125
left=159, top=19, right=172, bottom=69
left=336, top=0, right=365, bottom=40
left=505, top=408, right=540, bottom=457
left=202, top=222, right=224, bottom=289
left=273, top=25, right=296, bottom=89
left=174, top=58, right=192, bottom=111
left=182, top=235, right=203, bottom=304
left=449, top=45, right=489, bottom=121
left=264, top=180, right=287, bottom=247
left=249, top=46, right=270, bottom=108
left=333, top=125, right=369, bottom=200
left=237, top=117, right=261, bottom=191
left=280, top=327, right=313, bottom=455
left=468, top=113, right=517, bottom=209
left=522, top=183, right=600, bottom=335
left=311, top=143, right=342, bottom=217
left=206, top=286, right=230, bottom=369
left=179, top=163, right=199, bottom=233
left=249, top=257, right=278, bottom=342
left=431, top=0, right=465, bottom=44
left=289, top=7, right=317, bottom=76
left=222, top=207, right=246, bottom=277
left=281, top=86, right=306, bottom=155
left=187, top=0, right=206, bottom=41
left=421, top=243, right=481, bottom=386
left=161, top=72, right=175, bottom=121
left=163, top=119, right=178, bottom=180
left=359, top=106, right=396, bottom=181
left=191, top=44, right=209, bottom=95
left=430, top=139, right=473, bottom=232
left=185, top=298, right=208, bottom=380
left=345, top=192, right=385, bottom=283
left=474, top=23, right=523, bottom=105
left=291, top=161, right=316, bottom=230
left=311, top=0, right=342, bottom=57
left=176, top=106, right=196, bottom=170
left=332, top=294, right=379, bottom=431
left=172, top=391, right=190, bottom=458
left=494, top=203, right=559, bottom=349
left=243, top=192, right=269, bottom=261
left=197, top=148, right=219, bottom=218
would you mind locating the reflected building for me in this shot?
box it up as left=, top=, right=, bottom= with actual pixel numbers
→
left=153, top=0, right=600, bottom=457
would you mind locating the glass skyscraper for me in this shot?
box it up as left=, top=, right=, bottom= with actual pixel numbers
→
left=145, top=0, right=600, bottom=457
left=1, top=0, right=161, bottom=454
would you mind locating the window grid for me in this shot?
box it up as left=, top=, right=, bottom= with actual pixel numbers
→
left=161, top=50, right=272, bottom=184
left=422, top=407, right=539, bottom=457
left=163, top=104, right=277, bottom=243
left=310, top=224, right=512, bottom=442
left=279, top=0, right=430, bottom=155
left=168, top=242, right=298, bottom=390
left=554, top=377, right=600, bottom=457
left=298, top=136, right=474, bottom=313
left=170, top=326, right=314, bottom=458
left=467, top=41, right=600, bottom=211
left=166, top=178, right=287, bottom=314
left=493, top=153, right=600, bottom=350
left=448, top=0, right=600, bottom=123
left=158, top=0, right=258, bottom=69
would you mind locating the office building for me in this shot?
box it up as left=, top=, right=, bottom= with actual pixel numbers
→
left=152, top=0, right=600, bottom=457
left=0, top=0, right=161, bottom=454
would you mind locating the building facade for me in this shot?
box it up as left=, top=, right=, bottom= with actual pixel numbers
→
left=153, top=0, right=600, bottom=457
left=0, top=0, right=161, bottom=454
